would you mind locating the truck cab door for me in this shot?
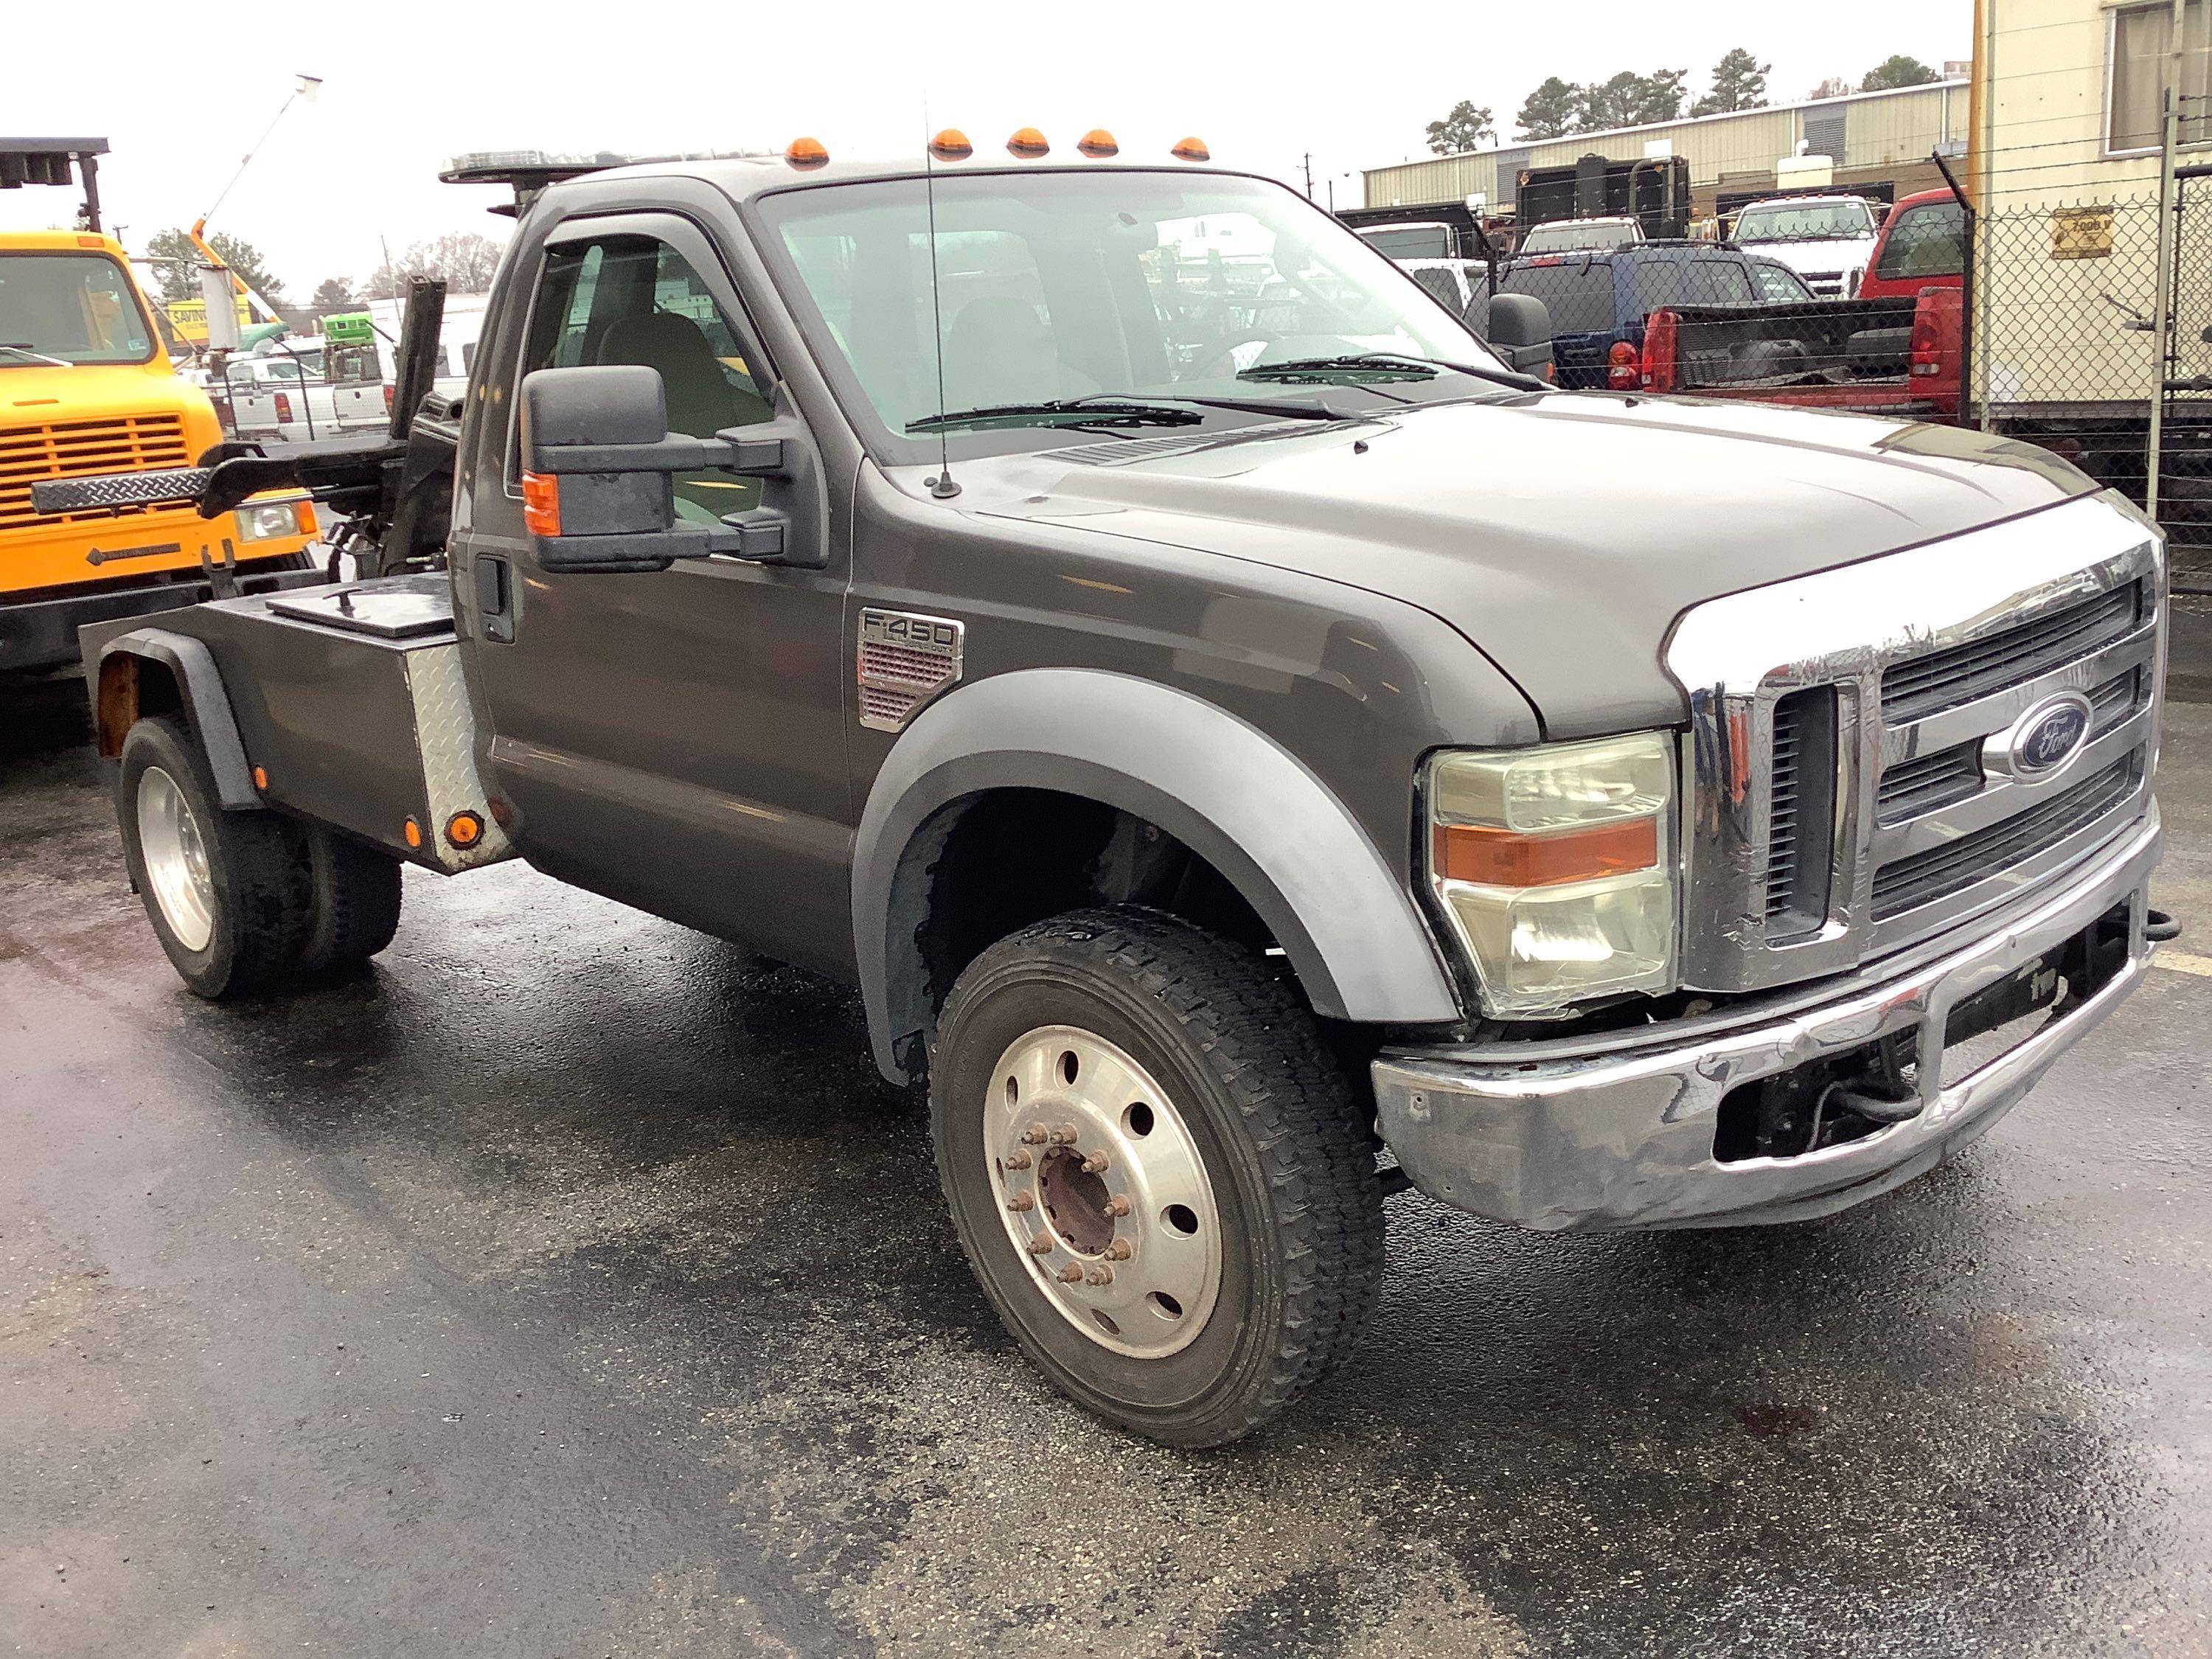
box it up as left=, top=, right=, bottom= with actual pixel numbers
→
left=453, top=210, right=853, bottom=978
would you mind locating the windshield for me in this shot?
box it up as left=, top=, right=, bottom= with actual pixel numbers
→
left=0, top=252, right=156, bottom=366
left=1519, top=220, right=1638, bottom=253
left=1358, top=225, right=1454, bottom=260
left=1733, top=201, right=1875, bottom=244
left=756, top=170, right=1509, bottom=461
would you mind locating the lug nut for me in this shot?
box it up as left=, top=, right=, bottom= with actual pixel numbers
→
left=1019, top=1126, right=1048, bottom=1146
left=1026, top=1234, right=1055, bottom=1256
left=1084, top=1265, right=1115, bottom=1286
left=1100, top=1195, right=1132, bottom=1219
left=1006, top=1192, right=1034, bottom=1212
left=1055, top=1264, right=1086, bottom=1284
left=1080, top=1150, right=1110, bottom=1175
left=1047, top=1124, right=1080, bottom=1146
left=1103, top=1240, right=1133, bottom=1262
left=1005, top=1150, right=1033, bottom=1171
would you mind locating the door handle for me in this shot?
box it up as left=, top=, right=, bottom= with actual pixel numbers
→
left=476, top=552, right=515, bottom=642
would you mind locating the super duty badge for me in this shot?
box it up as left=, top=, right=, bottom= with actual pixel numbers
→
left=858, top=608, right=965, bottom=731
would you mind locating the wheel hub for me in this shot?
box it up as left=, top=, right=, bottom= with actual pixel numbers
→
left=984, top=1026, right=1222, bottom=1357
left=137, top=766, right=215, bottom=953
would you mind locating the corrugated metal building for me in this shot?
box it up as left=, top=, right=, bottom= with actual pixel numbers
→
left=1362, top=80, right=1970, bottom=218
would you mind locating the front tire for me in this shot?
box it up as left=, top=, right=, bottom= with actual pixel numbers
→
left=931, top=908, right=1385, bottom=1447
left=117, top=715, right=312, bottom=998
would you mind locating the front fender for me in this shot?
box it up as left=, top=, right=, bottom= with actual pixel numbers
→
left=852, top=667, right=1462, bottom=1081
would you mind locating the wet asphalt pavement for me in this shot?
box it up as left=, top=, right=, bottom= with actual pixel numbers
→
left=4, top=650, right=2211, bottom=1659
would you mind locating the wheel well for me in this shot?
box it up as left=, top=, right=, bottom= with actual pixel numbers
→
left=95, top=652, right=181, bottom=759
left=893, top=789, right=1277, bottom=1072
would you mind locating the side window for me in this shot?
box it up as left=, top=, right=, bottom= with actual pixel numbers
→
left=1874, top=202, right=1966, bottom=282
left=517, top=232, right=773, bottom=519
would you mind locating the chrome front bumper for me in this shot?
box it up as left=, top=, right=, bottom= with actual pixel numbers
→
left=1372, top=808, right=2163, bottom=1232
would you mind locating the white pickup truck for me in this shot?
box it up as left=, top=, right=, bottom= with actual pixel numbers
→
left=215, top=344, right=387, bottom=442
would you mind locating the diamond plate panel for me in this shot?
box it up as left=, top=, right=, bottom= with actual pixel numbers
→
left=403, top=644, right=515, bottom=872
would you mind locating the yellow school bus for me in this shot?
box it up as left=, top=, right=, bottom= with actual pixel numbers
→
left=1, top=228, right=320, bottom=670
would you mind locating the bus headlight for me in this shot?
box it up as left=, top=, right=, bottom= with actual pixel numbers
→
left=1425, top=734, right=1677, bottom=1016
left=236, top=498, right=313, bottom=541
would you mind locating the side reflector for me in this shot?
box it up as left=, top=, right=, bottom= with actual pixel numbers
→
left=1433, top=819, right=1660, bottom=888
left=929, top=128, right=973, bottom=161
left=1171, top=136, right=1210, bottom=161
left=252, top=766, right=268, bottom=791
left=520, top=471, right=560, bottom=536
left=445, top=810, right=484, bottom=849
left=403, top=817, right=423, bottom=849
left=292, top=499, right=318, bottom=538
left=785, top=136, right=830, bottom=170
left=1077, top=129, right=1119, bottom=159
left=1006, top=128, right=1050, bottom=159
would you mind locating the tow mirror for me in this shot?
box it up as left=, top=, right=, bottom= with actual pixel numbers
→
left=518, top=364, right=816, bottom=573
left=1486, top=293, right=1554, bottom=379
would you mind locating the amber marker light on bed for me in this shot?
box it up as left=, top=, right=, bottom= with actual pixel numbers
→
left=1432, top=818, right=1660, bottom=888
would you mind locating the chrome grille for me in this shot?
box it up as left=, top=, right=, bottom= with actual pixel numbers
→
left=1871, top=753, right=2140, bottom=919
left=1881, top=581, right=2141, bottom=723
left=0, top=414, right=194, bottom=534
left=1877, top=742, right=1982, bottom=824
left=1666, top=497, right=2163, bottom=995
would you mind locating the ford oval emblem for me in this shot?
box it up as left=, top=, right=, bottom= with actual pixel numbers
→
left=1994, top=692, right=2094, bottom=779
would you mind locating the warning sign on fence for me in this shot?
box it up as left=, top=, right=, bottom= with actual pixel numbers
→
left=2051, top=206, right=2115, bottom=260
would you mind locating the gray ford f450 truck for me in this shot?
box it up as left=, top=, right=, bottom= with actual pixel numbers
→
left=44, top=146, right=2168, bottom=1447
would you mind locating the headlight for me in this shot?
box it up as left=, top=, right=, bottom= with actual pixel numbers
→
left=1425, top=733, right=1677, bottom=1016
left=236, top=498, right=310, bottom=541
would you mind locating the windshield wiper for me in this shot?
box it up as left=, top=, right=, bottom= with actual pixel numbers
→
left=0, top=343, right=71, bottom=367
left=906, top=392, right=1368, bottom=434
left=906, top=400, right=1203, bottom=434
left=1242, top=352, right=1546, bottom=393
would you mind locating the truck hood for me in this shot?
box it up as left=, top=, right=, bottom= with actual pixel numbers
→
left=969, top=393, right=2099, bottom=737
left=1, top=359, right=215, bottom=432
left=1739, top=237, right=1874, bottom=277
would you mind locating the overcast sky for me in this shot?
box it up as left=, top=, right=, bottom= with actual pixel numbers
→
left=4, top=0, right=1968, bottom=293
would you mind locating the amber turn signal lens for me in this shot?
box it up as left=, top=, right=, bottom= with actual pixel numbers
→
left=1171, top=136, right=1211, bottom=161
left=403, top=817, right=423, bottom=849
left=292, top=498, right=318, bottom=538
left=445, top=810, right=484, bottom=849
left=520, top=471, right=560, bottom=537
left=1077, top=128, right=1119, bottom=158
left=251, top=765, right=268, bottom=791
left=1433, top=818, right=1659, bottom=888
left=785, top=136, right=830, bottom=169
left=1006, top=127, right=1050, bottom=159
left=929, top=128, right=973, bottom=161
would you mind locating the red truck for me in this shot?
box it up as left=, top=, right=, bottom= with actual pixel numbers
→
left=1856, top=187, right=1966, bottom=302
left=1636, top=283, right=1963, bottom=419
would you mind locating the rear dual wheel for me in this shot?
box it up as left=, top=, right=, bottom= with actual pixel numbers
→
left=118, top=715, right=402, bottom=997
left=931, top=908, right=1385, bottom=1447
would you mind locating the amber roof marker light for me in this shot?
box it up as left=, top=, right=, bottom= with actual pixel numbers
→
left=1006, top=128, right=1050, bottom=159
left=929, top=129, right=973, bottom=161
left=785, top=136, right=830, bottom=170
left=1077, top=129, right=1119, bottom=159
left=1171, top=136, right=1211, bottom=161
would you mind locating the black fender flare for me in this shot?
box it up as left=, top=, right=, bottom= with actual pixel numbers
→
left=851, top=667, right=1462, bottom=1081
left=94, top=629, right=260, bottom=810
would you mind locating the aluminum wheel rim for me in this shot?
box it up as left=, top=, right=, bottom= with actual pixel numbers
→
left=136, top=766, right=215, bottom=953
left=984, top=1025, right=1223, bottom=1359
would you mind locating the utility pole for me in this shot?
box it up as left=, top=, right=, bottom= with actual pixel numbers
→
left=1301, top=153, right=1314, bottom=200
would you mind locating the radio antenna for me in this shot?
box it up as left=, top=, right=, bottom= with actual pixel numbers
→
left=922, top=105, right=960, bottom=500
